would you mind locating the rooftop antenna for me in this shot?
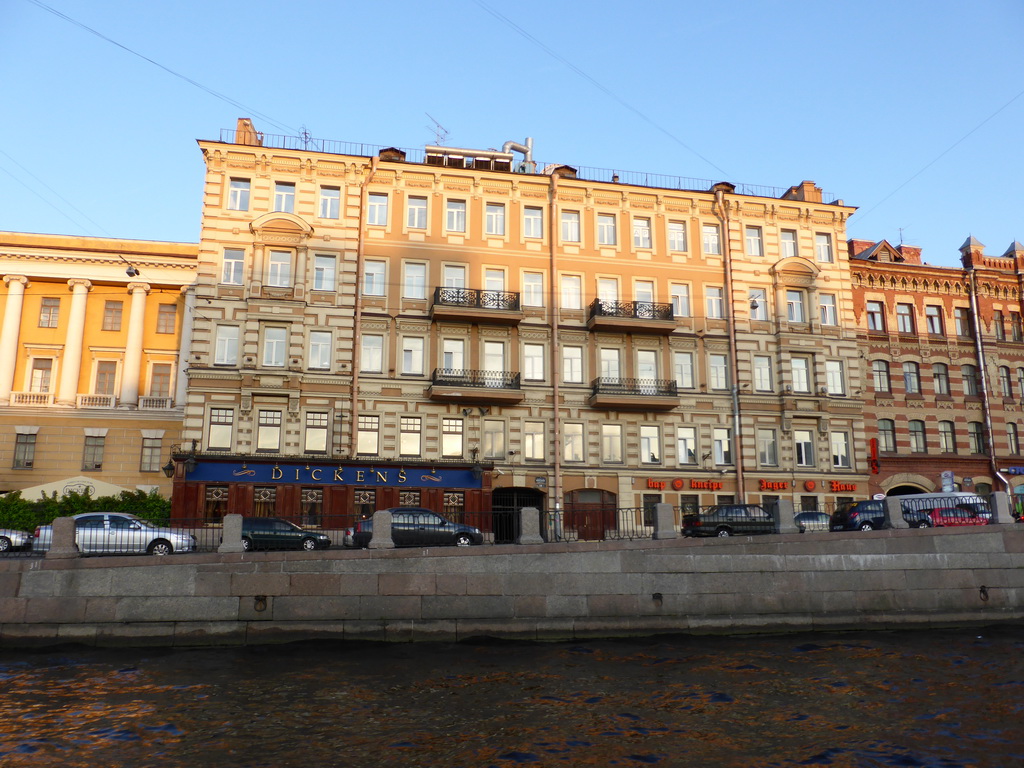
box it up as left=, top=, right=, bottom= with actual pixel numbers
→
left=897, top=227, right=905, bottom=246
left=426, top=113, right=449, bottom=145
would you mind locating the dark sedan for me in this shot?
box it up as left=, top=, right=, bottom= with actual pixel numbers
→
left=240, top=517, right=331, bottom=551
left=344, top=507, right=483, bottom=548
left=682, top=504, right=775, bottom=538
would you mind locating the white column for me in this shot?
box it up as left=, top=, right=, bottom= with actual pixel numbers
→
left=174, top=285, right=195, bottom=407
left=0, top=275, right=29, bottom=404
left=120, top=282, right=150, bottom=407
left=56, top=279, right=91, bottom=407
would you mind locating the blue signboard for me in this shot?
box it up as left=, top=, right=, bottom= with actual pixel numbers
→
left=185, top=460, right=480, bottom=488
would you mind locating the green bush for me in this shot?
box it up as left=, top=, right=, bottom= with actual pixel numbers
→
left=0, top=489, right=171, bottom=531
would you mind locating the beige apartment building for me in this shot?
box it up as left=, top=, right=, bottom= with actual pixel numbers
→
left=0, top=232, right=198, bottom=499
left=172, top=119, right=863, bottom=530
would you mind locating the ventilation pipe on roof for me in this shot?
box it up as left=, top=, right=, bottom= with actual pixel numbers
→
left=503, top=137, right=535, bottom=172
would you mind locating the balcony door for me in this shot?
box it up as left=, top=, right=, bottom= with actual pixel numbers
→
left=484, top=341, right=505, bottom=388
left=637, top=350, right=658, bottom=394
left=600, top=348, right=621, bottom=385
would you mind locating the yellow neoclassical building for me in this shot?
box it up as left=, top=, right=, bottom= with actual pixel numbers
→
left=0, top=232, right=198, bottom=499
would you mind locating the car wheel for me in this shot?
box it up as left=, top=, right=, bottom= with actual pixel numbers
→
left=241, top=537, right=253, bottom=552
left=914, top=520, right=931, bottom=528
left=454, top=533, right=473, bottom=547
left=716, top=528, right=731, bottom=537
left=301, top=537, right=317, bottom=551
left=147, top=539, right=173, bottom=556
left=0, top=536, right=11, bottom=552
left=858, top=522, right=874, bottom=532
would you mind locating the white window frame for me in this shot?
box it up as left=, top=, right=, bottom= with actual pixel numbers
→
left=709, top=353, right=729, bottom=390
left=367, top=193, right=389, bottom=226
left=401, top=336, right=425, bottom=376
left=313, top=254, right=336, bottom=292
left=523, top=207, right=543, bottom=239
left=706, top=286, right=724, bottom=319
left=757, top=428, right=778, bottom=466
left=745, top=226, right=763, bottom=256
left=671, top=283, right=691, bottom=317
left=485, top=203, right=506, bottom=236
left=319, top=187, right=340, bottom=219
left=702, top=224, right=721, bottom=255
left=597, top=213, right=617, bottom=246
left=446, top=199, right=466, bottom=232
left=524, top=421, right=545, bottom=461
left=668, top=221, right=687, bottom=252
left=407, top=196, right=427, bottom=229
left=602, top=424, right=623, bottom=463
left=825, top=360, right=845, bottom=395
left=815, top=233, right=833, bottom=263
left=214, top=326, right=239, bottom=366
left=523, top=272, right=544, bottom=307
left=753, top=355, right=773, bottom=392
left=560, top=274, right=582, bottom=310
left=563, top=346, right=583, bottom=384
left=523, top=343, right=545, bottom=381
left=640, top=425, right=661, bottom=463
left=308, top=331, right=332, bottom=371
left=403, top=262, right=427, bottom=300
left=563, top=423, right=584, bottom=462
left=361, top=335, right=384, bottom=373
left=262, top=327, right=287, bottom=368
left=633, top=217, right=652, bottom=249
left=750, top=288, right=768, bottom=321
left=713, top=427, right=732, bottom=465
left=677, top=426, right=697, bottom=465
left=273, top=182, right=295, bottom=214
left=819, top=293, right=838, bottom=326
left=363, top=260, right=386, bottom=296
left=227, top=178, right=250, bottom=211
left=222, top=249, right=244, bottom=285
left=561, top=210, right=581, bottom=243
left=794, top=429, right=815, bottom=467
left=791, top=357, right=811, bottom=393
left=267, top=250, right=292, bottom=287
left=780, top=229, right=797, bottom=258
left=786, top=290, right=806, bottom=323
left=831, top=432, right=851, bottom=468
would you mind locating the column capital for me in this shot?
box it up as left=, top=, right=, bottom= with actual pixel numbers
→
left=3, top=275, right=29, bottom=288
left=180, top=284, right=196, bottom=297
left=67, top=278, right=92, bottom=291
left=127, top=282, right=151, bottom=294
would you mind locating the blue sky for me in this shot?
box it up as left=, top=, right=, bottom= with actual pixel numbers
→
left=2, top=0, right=1022, bottom=268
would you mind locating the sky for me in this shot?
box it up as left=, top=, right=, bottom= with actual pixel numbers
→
left=2, top=0, right=1022, bottom=268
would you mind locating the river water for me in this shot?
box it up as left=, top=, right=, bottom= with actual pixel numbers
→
left=1, top=626, right=1022, bottom=767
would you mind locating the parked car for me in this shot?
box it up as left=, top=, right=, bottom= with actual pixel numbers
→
left=794, top=511, right=830, bottom=533
left=830, top=499, right=933, bottom=531
left=0, top=528, right=32, bottom=552
left=922, top=507, right=989, bottom=527
left=682, top=504, right=775, bottom=538
left=240, top=517, right=331, bottom=551
left=32, top=513, right=196, bottom=555
left=344, top=507, right=483, bottom=548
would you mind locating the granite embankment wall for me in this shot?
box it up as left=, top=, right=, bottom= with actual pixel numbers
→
left=1, top=526, right=1022, bottom=647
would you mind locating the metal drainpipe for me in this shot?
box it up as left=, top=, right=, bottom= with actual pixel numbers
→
left=713, top=188, right=746, bottom=502
left=348, top=156, right=379, bottom=458
left=966, top=268, right=1007, bottom=492
left=549, top=172, right=563, bottom=519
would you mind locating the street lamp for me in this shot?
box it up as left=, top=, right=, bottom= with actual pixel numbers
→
left=161, top=459, right=175, bottom=478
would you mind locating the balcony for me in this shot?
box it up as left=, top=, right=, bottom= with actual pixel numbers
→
left=431, top=287, right=523, bottom=326
left=9, top=392, right=54, bottom=407
left=139, top=397, right=174, bottom=410
left=588, top=377, right=679, bottom=411
left=77, top=394, right=115, bottom=409
left=587, top=299, right=676, bottom=335
left=428, top=368, right=525, bottom=405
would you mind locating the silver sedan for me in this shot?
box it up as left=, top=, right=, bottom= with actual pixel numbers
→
left=0, top=528, right=33, bottom=552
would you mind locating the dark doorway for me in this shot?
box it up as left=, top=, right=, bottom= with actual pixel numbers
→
left=491, top=487, right=546, bottom=544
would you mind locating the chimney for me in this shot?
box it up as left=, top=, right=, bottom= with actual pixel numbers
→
left=235, top=118, right=263, bottom=147
left=782, top=181, right=822, bottom=203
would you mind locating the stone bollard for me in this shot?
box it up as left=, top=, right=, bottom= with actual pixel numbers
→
left=516, top=506, right=544, bottom=545
left=46, top=516, right=79, bottom=559
left=218, top=513, right=246, bottom=553
left=368, top=509, right=395, bottom=549
left=990, top=491, right=1015, bottom=525
left=775, top=498, right=799, bottom=535
left=652, top=502, right=678, bottom=540
left=883, top=495, right=909, bottom=529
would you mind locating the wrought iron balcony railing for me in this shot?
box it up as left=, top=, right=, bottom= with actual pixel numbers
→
left=432, top=369, right=522, bottom=390
left=590, top=377, right=679, bottom=397
left=433, top=287, right=521, bottom=312
left=588, top=299, right=674, bottom=321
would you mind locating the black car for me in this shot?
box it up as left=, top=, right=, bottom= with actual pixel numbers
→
left=829, top=500, right=930, bottom=531
left=682, top=504, right=775, bottom=538
left=240, top=517, right=331, bottom=551
left=344, top=507, right=483, bottom=548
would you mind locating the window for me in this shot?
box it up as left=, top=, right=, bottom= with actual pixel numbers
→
left=304, top=412, right=329, bottom=454
left=872, top=360, right=891, bottom=393
left=702, top=224, right=721, bottom=254
left=524, top=421, right=545, bottom=461
left=994, top=311, right=1006, bottom=340
left=1009, top=423, right=1020, bottom=455
left=670, top=284, right=691, bottom=316
left=485, top=269, right=506, bottom=293
left=563, top=423, right=584, bottom=462
left=483, top=341, right=505, bottom=384
left=1014, top=314, right=1023, bottom=342
left=677, top=426, right=697, bottom=465
left=102, top=301, right=123, bottom=331
left=523, top=207, right=543, bottom=238
left=95, top=361, right=117, bottom=395
left=601, top=424, right=623, bottom=463
left=668, top=221, right=687, bottom=251
left=363, top=260, right=386, bottom=296
left=968, top=422, right=985, bottom=454
left=709, top=353, right=729, bottom=390
left=253, top=487, right=278, bottom=517
left=896, top=304, right=915, bottom=333
left=597, top=213, right=617, bottom=245
left=262, top=326, right=286, bottom=367
left=309, top=331, right=331, bottom=370
left=401, top=337, right=424, bottom=375
left=815, top=233, right=833, bottom=262
left=559, top=346, right=582, bottom=384
left=407, top=196, right=427, bottom=229
left=228, top=178, right=250, bottom=211
left=780, top=229, right=798, bottom=258
left=400, top=416, right=421, bottom=457
left=599, top=348, right=621, bottom=380
left=441, top=418, right=463, bottom=457
left=819, top=294, right=838, bottom=326
left=523, top=343, right=545, bottom=381
left=825, top=360, right=845, bottom=395
left=319, top=187, right=340, bottom=219
left=673, top=351, right=694, bottom=389
left=745, top=226, right=763, bottom=256
left=933, top=363, right=950, bottom=395
left=39, top=298, right=59, bottom=328
left=222, top=249, right=244, bottom=285
left=30, top=359, right=52, bottom=392
left=560, top=274, right=582, bottom=309
left=256, top=410, right=282, bottom=452
left=962, top=364, right=979, bottom=396
left=443, top=264, right=467, bottom=288
left=403, top=262, right=427, bottom=299
left=794, top=430, right=814, bottom=467
left=1018, top=367, right=1024, bottom=395
left=153, top=304, right=175, bottom=334
left=925, top=306, right=944, bottom=335
left=640, top=425, right=661, bottom=463
left=633, top=217, right=652, bottom=248
left=313, top=255, right=336, bottom=291
left=523, top=272, right=544, bottom=307
left=866, top=301, right=885, bottom=331
left=757, top=429, right=778, bottom=466
left=357, top=415, right=379, bottom=455
left=273, top=182, right=295, bottom=213
left=14, top=434, right=36, bottom=469
left=706, top=286, right=724, bottom=319
left=361, top=335, right=383, bottom=373
left=442, top=338, right=465, bottom=371
left=786, top=290, right=806, bottom=323
left=83, top=436, right=105, bottom=470
left=753, top=355, right=773, bottom=391
left=446, top=200, right=466, bottom=232
left=750, top=288, right=768, bottom=321
left=149, top=364, right=171, bottom=397
left=903, top=362, right=921, bottom=394
left=268, top=250, right=292, bottom=287
left=954, top=307, right=971, bottom=337
left=482, top=420, right=506, bottom=459
left=938, top=421, right=956, bottom=453
left=368, top=193, right=389, bottom=226
left=485, top=203, right=505, bottom=236
left=713, top=427, right=732, bottom=465
left=212, top=326, right=238, bottom=366
left=878, top=419, right=896, bottom=452
left=561, top=211, right=580, bottom=242
left=908, top=420, right=926, bottom=453
left=791, top=357, right=811, bottom=393
left=1000, top=366, right=1013, bottom=397
left=208, top=408, right=234, bottom=451
left=635, top=281, right=655, bottom=307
